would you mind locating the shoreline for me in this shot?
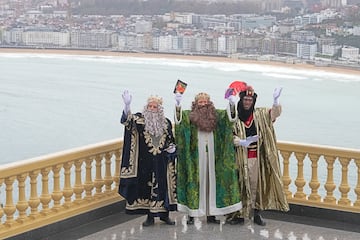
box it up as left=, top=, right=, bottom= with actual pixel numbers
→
left=1, top=47, right=360, bottom=76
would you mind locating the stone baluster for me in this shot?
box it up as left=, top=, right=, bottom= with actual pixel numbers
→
left=51, top=164, right=63, bottom=212
left=73, top=159, right=84, bottom=204
left=279, top=150, right=292, bottom=199
left=4, top=177, right=16, bottom=226
left=28, top=171, right=40, bottom=219
left=16, top=173, right=29, bottom=223
left=62, top=162, right=73, bottom=208
left=103, top=152, right=113, bottom=194
left=94, top=155, right=104, bottom=198
left=293, top=152, right=306, bottom=200
left=323, top=155, right=336, bottom=204
left=40, top=168, right=51, bottom=216
left=338, top=157, right=351, bottom=206
left=354, top=158, right=360, bottom=208
left=0, top=179, right=3, bottom=229
left=308, top=154, right=321, bottom=202
left=83, top=158, right=94, bottom=201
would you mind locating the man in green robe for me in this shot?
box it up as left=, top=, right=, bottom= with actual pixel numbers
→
left=174, top=92, right=242, bottom=224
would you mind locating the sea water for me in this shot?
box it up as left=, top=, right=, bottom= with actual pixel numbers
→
left=1, top=52, right=359, bottom=164
left=1, top=52, right=360, bottom=201
left=1, top=53, right=360, bottom=162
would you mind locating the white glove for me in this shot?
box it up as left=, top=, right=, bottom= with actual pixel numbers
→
left=273, top=87, right=282, bottom=106
left=165, top=144, right=176, bottom=153
left=233, top=136, right=248, bottom=147
left=122, top=90, right=132, bottom=113
left=175, top=92, right=183, bottom=107
left=247, top=135, right=259, bottom=143
left=228, top=95, right=237, bottom=106
left=233, top=135, right=259, bottom=147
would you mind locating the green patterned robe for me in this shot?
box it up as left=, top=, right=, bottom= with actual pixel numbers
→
left=175, top=109, right=242, bottom=217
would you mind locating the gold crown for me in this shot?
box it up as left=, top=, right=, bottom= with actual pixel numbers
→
left=147, top=95, right=163, bottom=105
left=195, top=92, right=210, bottom=101
left=244, top=85, right=255, bottom=96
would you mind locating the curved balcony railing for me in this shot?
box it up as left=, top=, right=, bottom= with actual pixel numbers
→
left=0, top=139, right=360, bottom=239
left=0, top=138, right=123, bottom=239
left=278, top=141, right=360, bottom=212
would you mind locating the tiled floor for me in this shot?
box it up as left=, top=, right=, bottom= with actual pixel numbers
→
left=74, top=212, right=360, bottom=240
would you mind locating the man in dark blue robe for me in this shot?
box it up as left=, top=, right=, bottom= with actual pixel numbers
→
left=118, top=90, right=177, bottom=226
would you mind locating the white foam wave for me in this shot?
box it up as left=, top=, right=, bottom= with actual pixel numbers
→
left=262, top=73, right=308, bottom=80
left=1, top=52, right=359, bottom=83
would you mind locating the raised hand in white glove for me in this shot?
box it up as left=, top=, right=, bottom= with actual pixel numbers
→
left=175, top=92, right=183, bottom=106
left=228, top=95, right=238, bottom=106
left=165, top=144, right=176, bottom=153
left=122, top=90, right=132, bottom=114
left=273, top=87, right=282, bottom=106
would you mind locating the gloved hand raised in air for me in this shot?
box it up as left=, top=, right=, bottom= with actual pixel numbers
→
left=122, top=90, right=132, bottom=114
left=273, top=87, right=283, bottom=106
left=175, top=92, right=183, bottom=107
left=233, top=135, right=259, bottom=147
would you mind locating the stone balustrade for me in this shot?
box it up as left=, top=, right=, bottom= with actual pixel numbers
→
left=0, top=138, right=123, bottom=239
left=1, top=139, right=360, bottom=239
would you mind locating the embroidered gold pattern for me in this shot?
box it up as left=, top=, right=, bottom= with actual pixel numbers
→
left=126, top=198, right=167, bottom=212
left=167, top=160, right=177, bottom=204
left=121, top=114, right=140, bottom=178
left=150, top=173, right=158, bottom=198
left=144, top=127, right=168, bottom=156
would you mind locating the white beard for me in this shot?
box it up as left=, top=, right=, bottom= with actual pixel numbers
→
left=143, top=108, right=167, bottom=137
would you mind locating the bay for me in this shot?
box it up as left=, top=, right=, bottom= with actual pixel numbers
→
left=1, top=52, right=359, bottom=165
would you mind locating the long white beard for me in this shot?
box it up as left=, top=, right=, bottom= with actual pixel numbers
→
left=143, top=108, right=167, bottom=137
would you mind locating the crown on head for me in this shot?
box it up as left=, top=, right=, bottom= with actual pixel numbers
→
left=240, top=85, right=255, bottom=97
left=147, top=95, right=163, bottom=105
left=239, top=85, right=257, bottom=101
left=245, top=86, right=255, bottom=96
left=195, top=92, right=210, bottom=101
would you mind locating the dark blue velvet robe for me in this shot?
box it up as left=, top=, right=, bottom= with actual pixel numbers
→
left=118, top=112, right=177, bottom=217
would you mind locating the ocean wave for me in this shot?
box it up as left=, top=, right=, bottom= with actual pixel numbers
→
left=262, top=73, right=308, bottom=80
left=1, top=52, right=360, bottom=83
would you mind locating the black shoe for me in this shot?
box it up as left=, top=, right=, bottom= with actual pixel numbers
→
left=187, top=216, right=194, bottom=225
left=160, top=216, right=175, bottom=225
left=229, top=217, right=244, bottom=225
left=207, top=216, right=220, bottom=224
left=142, top=216, right=154, bottom=227
left=253, top=214, right=266, bottom=226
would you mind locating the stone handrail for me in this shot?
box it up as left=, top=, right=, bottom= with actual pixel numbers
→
left=0, top=138, right=123, bottom=239
left=1, top=139, right=360, bottom=238
left=278, top=141, right=360, bottom=212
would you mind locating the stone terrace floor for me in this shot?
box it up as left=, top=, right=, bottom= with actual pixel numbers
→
left=46, top=210, right=360, bottom=240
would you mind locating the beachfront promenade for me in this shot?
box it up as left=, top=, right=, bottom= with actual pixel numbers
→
left=1, top=139, right=360, bottom=239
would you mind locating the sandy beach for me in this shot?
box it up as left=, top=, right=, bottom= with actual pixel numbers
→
left=1, top=47, right=360, bottom=76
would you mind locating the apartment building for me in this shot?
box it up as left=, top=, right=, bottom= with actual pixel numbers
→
left=341, top=46, right=359, bottom=60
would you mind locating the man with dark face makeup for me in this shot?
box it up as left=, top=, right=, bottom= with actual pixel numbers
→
left=227, top=84, right=289, bottom=226
left=174, top=92, right=242, bottom=225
